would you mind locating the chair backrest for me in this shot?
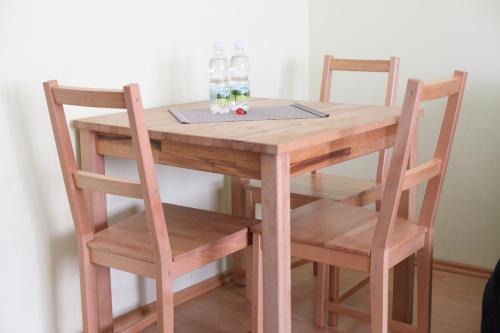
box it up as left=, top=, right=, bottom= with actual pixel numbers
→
left=319, top=55, right=400, bottom=106
left=318, top=55, right=400, bottom=180
left=43, top=81, right=172, bottom=264
left=372, top=71, right=468, bottom=250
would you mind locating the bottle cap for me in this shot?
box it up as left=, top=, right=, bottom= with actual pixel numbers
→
left=213, top=41, right=224, bottom=51
left=234, top=41, right=246, bottom=50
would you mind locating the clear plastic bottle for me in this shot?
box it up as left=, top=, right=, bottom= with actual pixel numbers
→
left=209, top=42, right=231, bottom=114
left=230, top=42, right=250, bottom=111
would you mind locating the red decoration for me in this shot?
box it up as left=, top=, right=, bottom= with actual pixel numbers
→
left=235, top=108, right=247, bottom=115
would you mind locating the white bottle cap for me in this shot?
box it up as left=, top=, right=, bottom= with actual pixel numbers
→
left=234, top=41, right=246, bottom=50
left=213, top=41, right=224, bottom=51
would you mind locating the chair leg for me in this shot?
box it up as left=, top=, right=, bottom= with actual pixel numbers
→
left=370, top=252, right=389, bottom=333
left=156, top=270, right=175, bottom=333
left=245, top=248, right=253, bottom=302
left=327, top=266, right=340, bottom=326
left=252, top=233, right=263, bottom=333
left=315, top=263, right=328, bottom=327
left=417, top=234, right=433, bottom=333
left=244, top=188, right=256, bottom=302
left=79, top=240, right=101, bottom=333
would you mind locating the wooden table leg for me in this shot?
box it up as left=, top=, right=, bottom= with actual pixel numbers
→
left=261, top=153, right=291, bottom=333
left=392, top=124, right=419, bottom=324
left=80, top=130, right=114, bottom=333
left=231, top=176, right=248, bottom=286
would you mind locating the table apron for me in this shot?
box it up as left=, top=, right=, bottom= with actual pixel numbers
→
left=92, top=124, right=396, bottom=179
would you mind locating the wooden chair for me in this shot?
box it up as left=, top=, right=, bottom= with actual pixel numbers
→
left=44, top=81, right=260, bottom=333
left=244, top=55, right=400, bottom=212
left=251, top=71, right=467, bottom=333
left=242, top=55, right=401, bottom=317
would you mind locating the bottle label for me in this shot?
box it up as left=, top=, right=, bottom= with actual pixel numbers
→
left=231, top=82, right=250, bottom=102
left=210, top=86, right=231, bottom=105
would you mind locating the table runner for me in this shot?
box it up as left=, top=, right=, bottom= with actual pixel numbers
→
left=169, top=103, right=329, bottom=124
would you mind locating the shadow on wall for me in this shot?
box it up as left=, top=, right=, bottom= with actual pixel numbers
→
left=2, top=84, right=154, bottom=332
left=2, top=84, right=60, bottom=332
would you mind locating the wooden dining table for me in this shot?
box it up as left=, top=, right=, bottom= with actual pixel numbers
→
left=73, top=97, right=416, bottom=333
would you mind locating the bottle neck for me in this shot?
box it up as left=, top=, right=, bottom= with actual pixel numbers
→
left=213, top=49, right=225, bottom=58
left=233, top=48, right=245, bottom=56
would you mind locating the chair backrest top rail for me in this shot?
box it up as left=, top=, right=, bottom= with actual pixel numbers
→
left=329, top=57, right=394, bottom=72
left=373, top=70, right=467, bottom=249
left=53, top=85, right=126, bottom=108
left=421, top=78, right=462, bottom=102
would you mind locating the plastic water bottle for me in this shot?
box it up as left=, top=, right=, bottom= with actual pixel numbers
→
left=209, top=42, right=231, bottom=114
left=230, top=42, right=250, bottom=111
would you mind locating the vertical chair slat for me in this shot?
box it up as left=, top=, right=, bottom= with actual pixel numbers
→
left=419, top=71, right=468, bottom=229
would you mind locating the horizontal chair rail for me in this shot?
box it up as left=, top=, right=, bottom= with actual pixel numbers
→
left=73, top=170, right=143, bottom=198
left=325, top=303, right=416, bottom=333
left=53, top=86, right=126, bottom=108
left=338, top=276, right=370, bottom=303
left=116, top=311, right=156, bottom=333
left=402, top=159, right=442, bottom=191
left=421, top=78, right=461, bottom=101
left=330, top=58, right=391, bottom=72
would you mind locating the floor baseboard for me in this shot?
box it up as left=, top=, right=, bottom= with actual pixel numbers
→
left=432, top=259, right=492, bottom=279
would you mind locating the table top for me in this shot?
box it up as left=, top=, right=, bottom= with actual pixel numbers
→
left=73, top=98, right=402, bottom=154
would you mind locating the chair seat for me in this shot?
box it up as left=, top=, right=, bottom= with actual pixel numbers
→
left=88, top=203, right=257, bottom=266
left=253, top=199, right=427, bottom=257
left=246, top=173, right=380, bottom=206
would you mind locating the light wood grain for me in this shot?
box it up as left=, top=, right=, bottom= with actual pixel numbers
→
left=46, top=81, right=261, bottom=333
left=402, top=159, right=442, bottom=191
left=73, top=170, right=143, bottom=198
left=79, top=129, right=114, bottom=333
left=88, top=203, right=254, bottom=275
left=73, top=99, right=405, bottom=154
left=327, top=266, right=340, bottom=326
left=421, top=78, right=461, bottom=102
left=53, top=86, right=126, bottom=108
left=44, top=81, right=103, bottom=333
left=246, top=174, right=380, bottom=206
left=330, top=58, right=392, bottom=72
left=252, top=233, right=264, bottom=333
left=243, top=57, right=402, bottom=324
left=144, top=263, right=485, bottom=333
left=257, top=71, right=468, bottom=333
left=260, top=153, right=291, bottom=333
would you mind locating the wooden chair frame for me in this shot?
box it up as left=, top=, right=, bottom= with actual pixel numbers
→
left=252, top=71, right=467, bottom=333
left=242, top=55, right=403, bottom=317
left=44, top=81, right=258, bottom=332
left=44, top=81, right=175, bottom=332
left=329, top=71, right=466, bottom=333
left=316, top=56, right=402, bottom=322
left=319, top=55, right=400, bottom=197
left=244, top=55, right=400, bottom=209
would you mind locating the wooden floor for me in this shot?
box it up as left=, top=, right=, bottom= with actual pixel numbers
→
left=144, top=263, right=486, bottom=332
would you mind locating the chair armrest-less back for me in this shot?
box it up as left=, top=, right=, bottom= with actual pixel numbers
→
left=43, top=80, right=172, bottom=264
left=372, top=71, right=468, bottom=250
left=320, top=55, right=400, bottom=107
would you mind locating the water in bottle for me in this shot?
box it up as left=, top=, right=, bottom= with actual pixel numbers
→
left=230, top=42, right=250, bottom=111
left=209, top=42, right=231, bottom=114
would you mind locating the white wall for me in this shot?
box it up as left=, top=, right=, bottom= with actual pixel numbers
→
left=0, top=0, right=309, bottom=332
left=309, top=0, right=500, bottom=268
left=2, top=1, right=499, bottom=331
